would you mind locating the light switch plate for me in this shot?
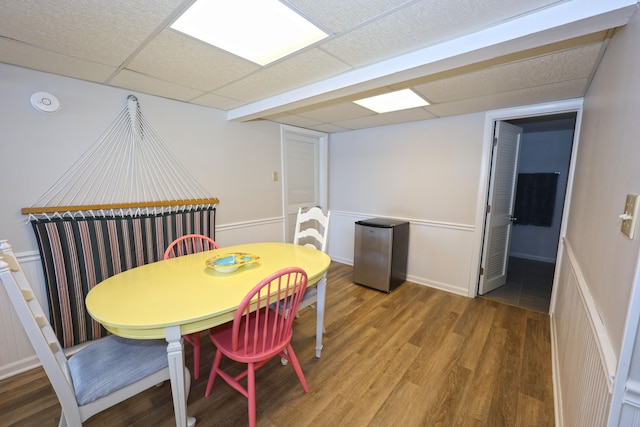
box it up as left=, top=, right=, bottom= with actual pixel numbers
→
left=621, top=194, right=640, bottom=239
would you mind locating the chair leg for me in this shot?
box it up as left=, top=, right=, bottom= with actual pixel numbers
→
left=315, top=277, right=327, bottom=358
left=247, top=362, right=257, bottom=427
left=193, top=332, right=201, bottom=380
left=285, top=344, right=309, bottom=392
left=205, top=350, right=223, bottom=397
left=58, top=411, right=68, bottom=427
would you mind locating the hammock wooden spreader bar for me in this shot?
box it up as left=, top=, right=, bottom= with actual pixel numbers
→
left=21, top=198, right=220, bottom=215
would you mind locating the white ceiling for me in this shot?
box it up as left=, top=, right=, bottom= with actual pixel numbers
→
left=1, top=0, right=638, bottom=132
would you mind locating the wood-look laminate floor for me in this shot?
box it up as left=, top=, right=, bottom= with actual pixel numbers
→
left=0, top=262, right=554, bottom=427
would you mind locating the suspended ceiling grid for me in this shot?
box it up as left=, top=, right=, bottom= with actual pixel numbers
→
left=0, top=0, right=637, bottom=132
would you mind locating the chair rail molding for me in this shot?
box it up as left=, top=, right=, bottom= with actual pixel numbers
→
left=328, top=210, right=475, bottom=296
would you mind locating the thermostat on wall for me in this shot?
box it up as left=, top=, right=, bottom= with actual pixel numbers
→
left=30, top=92, right=60, bottom=113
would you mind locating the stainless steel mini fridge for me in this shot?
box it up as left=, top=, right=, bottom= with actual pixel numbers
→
left=353, top=218, right=409, bottom=292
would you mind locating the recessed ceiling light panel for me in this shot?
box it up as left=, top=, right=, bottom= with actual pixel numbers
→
left=354, top=89, right=429, bottom=114
left=171, top=0, right=328, bottom=66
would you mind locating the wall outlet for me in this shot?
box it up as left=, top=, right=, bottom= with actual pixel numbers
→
left=621, top=194, right=640, bottom=239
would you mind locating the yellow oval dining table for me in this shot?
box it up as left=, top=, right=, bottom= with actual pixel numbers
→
left=86, top=242, right=331, bottom=427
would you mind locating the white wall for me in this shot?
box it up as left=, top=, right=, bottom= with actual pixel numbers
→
left=0, top=63, right=285, bottom=253
left=564, top=19, right=640, bottom=361
left=0, top=63, right=287, bottom=376
left=329, top=113, right=485, bottom=295
left=330, top=114, right=484, bottom=224
left=550, top=9, right=640, bottom=426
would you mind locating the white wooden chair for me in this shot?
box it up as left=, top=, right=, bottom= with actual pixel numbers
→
left=0, top=240, right=191, bottom=426
left=293, top=206, right=331, bottom=358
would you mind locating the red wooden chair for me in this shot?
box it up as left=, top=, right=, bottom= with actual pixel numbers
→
left=164, top=234, right=219, bottom=260
left=204, top=267, right=309, bottom=427
left=164, top=234, right=219, bottom=379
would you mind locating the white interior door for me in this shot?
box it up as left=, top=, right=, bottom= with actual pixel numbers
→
left=478, top=121, right=522, bottom=295
left=281, top=125, right=328, bottom=243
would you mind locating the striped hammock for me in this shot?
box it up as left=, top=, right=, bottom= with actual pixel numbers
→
left=31, top=207, right=216, bottom=347
left=25, top=96, right=219, bottom=347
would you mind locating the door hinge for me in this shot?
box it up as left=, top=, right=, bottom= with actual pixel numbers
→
left=486, top=204, right=491, bottom=213
left=479, top=267, right=484, bottom=276
left=493, top=137, right=498, bottom=146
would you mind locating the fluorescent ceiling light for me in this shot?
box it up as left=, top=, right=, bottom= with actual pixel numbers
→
left=171, top=0, right=328, bottom=66
left=354, top=89, right=430, bottom=114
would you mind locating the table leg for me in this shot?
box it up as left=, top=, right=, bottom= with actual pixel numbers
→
left=315, top=275, right=326, bottom=358
left=165, top=326, right=188, bottom=427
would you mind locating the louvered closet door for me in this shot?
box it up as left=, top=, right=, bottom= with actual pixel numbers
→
left=282, top=126, right=327, bottom=243
left=478, top=121, right=522, bottom=295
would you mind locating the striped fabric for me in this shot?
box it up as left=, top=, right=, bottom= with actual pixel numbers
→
left=30, top=207, right=216, bottom=348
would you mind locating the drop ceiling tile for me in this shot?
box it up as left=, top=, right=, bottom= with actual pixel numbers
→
left=190, top=93, right=245, bottom=110
left=0, top=39, right=117, bottom=83
left=0, top=0, right=183, bottom=66
left=294, top=101, right=375, bottom=123
left=426, top=78, right=588, bottom=117
left=0, top=0, right=624, bottom=131
left=213, top=48, right=352, bottom=103
left=321, top=0, right=562, bottom=67
left=127, top=30, right=260, bottom=92
left=333, top=106, right=436, bottom=129
left=414, top=43, right=603, bottom=103
left=390, top=32, right=608, bottom=91
left=287, top=0, right=410, bottom=33
left=109, top=69, right=205, bottom=102
left=308, top=123, right=352, bottom=133
left=264, top=114, right=324, bottom=128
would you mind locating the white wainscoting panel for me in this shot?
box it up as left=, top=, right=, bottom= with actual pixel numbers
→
left=215, top=217, right=285, bottom=246
left=0, top=251, right=46, bottom=379
left=551, top=241, right=615, bottom=426
left=327, top=211, right=359, bottom=265
left=620, top=380, right=640, bottom=427
left=328, top=211, right=476, bottom=296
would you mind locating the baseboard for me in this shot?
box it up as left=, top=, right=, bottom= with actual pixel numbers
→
left=510, top=253, right=556, bottom=263
left=0, top=355, right=40, bottom=381
left=550, top=313, right=563, bottom=427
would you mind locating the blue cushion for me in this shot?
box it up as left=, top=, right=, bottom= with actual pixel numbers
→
left=302, top=287, right=318, bottom=301
left=272, top=286, right=318, bottom=312
left=68, top=335, right=168, bottom=406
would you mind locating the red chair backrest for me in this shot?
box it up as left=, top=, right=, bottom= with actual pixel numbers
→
left=164, top=234, right=219, bottom=259
left=232, top=267, right=308, bottom=359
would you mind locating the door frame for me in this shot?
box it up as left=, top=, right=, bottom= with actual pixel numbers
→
left=280, top=124, right=329, bottom=242
left=469, top=99, right=584, bottom=310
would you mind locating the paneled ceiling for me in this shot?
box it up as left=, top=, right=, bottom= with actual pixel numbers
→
left=1, top=0, right=637, bottom=132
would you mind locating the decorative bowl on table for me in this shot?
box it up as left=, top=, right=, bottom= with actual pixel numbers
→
left=206, top=253, right=260, bottom=273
